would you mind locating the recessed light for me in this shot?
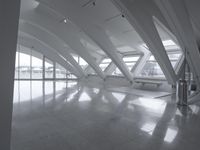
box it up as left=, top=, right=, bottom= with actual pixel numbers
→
left=63, top=19, right=67, bottom=23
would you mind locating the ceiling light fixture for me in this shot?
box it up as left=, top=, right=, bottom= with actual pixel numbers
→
left=63, top=19, right=67, bottom=23
left=59, top=18, right=69, bottom=23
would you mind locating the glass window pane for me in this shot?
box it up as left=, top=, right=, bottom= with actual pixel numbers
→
left=123, top=56, right=139, bottom=62
left=168, top=53, right=181, bottom=61
left=149, top=56, right=155, bottom=61
left=72, top=55, right=79, bottom=62
left=19, top=52, right=31, bottom=79
left=112, top=67, right=122, bottom=76
left=45, top=58, right=54, bottom=78
left=102, top=58, right=112, bottom=63
left=56, top=63, right=66, bottom=79
left=32, top=51, right=43, bottom=79
left=162, top=40, right=176, bottom=46
left=125, top=62, right=136, bottom=71
left=140, top=61, right=164, bottom=78
left=79, top=57, right=88, bottom=69
left=167, top=52, right=182, bottom=68
left=171, top=61, right=177, bottom=68
left=67, top=73, right=77, bottom=79
left=122, top=55, right=140, bottom=72
left=72, top=55, right=88, bottom=69
left=15, top=52, right=19, bottom=79
left=99, top=63, right=109, bottom=71
left=99, top=58, right=112, bottom=71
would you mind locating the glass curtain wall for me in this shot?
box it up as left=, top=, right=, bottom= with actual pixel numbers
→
left=112, top=67, right=122, bottom=76
left=19, top=52, right=31, bottom=79
left=15, top=45, right=76, bottom=80
left=56, top=63, right=67, bottom=79
left=123, top=55, right=140, bottom=71
left=45, top=58, right=54, bottom=79
left=15, top=51, right=19, bottom=79
left=140, top=55, right=165, bottom=78
left=167, top=52, right=182, bottom=68
left=32, top=51, right=43, bottom=79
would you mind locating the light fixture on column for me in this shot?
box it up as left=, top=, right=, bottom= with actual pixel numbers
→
left=63, top=19, right=67, bottom=23
left=60, top=18, right=69, bottom=24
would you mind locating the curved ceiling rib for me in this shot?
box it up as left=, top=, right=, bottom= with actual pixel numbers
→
left=111, top=0, right=177, bottom=84
left=20, top=2, right=105, bottom=79
left=37, top=0, right=133, bottom=82
left=19, top=21, right=85, bottom=77
left=18, top=33, right=81, bottom=77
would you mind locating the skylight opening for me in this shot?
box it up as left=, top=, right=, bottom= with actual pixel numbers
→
left=162, top=40, right=176, bottom=47
left=140, top=40, right=177, bottom=49
left=99, top=58, right=111, bottom=71
left=102, top=58, right=112, bottom=63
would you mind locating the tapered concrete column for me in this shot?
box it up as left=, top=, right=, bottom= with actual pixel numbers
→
left=0, top=0, right=21, bottom=149
left=154, top=0, right=200, bottom=87
left=112, top=0, right=177, bottom=84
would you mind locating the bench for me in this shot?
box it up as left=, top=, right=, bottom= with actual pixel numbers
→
left=134, top=78, right=163, bottom=87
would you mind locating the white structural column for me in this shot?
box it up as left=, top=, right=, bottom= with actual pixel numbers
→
left=0, top=0, right=20, bottom=149
left=18, top=35, right=81, bottom=78
left=133, top=52, right=151, bottom=77
left=105, top=62, right=116, bottom=76
left=154, top=0, right=200, bottom=87
left=112, top=0, right=177, bottom=84
left=38, top=0, right=133, bottom=82
left=85, top=55, right=103, bottom=75
left=19, top=22, right=85, bottom=77
left=62, top=49, right=86, bottom=77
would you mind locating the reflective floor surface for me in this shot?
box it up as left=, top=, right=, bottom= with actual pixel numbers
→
left=11, top=81, right=200, bottom=150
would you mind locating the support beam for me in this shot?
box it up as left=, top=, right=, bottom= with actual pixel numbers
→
left=133, top=52, right=151, bottom=77
left=85, top=55, right=103, bottom=75
left=20, top=7, right=105, bottom=79
left=0, top=0, right=21, bottom=149
left=38, top=0, right=133, bottom=81
left=85, top=26, right=133, bottom=81
left=154, top=0, right=200, bottom=87
left=18, top=35, right=81, bottom=78
left=105, top=62, right=116, bottom=76
left=19, top=22, right=85, bottom=77
left=112, top=0, right=177, bottom=84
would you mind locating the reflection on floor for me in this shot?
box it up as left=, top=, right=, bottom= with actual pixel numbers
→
left=107, top=87, right=171, bottom=98
left=11, top=81, right=200, bottom=150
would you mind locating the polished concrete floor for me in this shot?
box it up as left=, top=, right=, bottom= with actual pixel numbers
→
left=11, top=81, right=200, bottom=150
